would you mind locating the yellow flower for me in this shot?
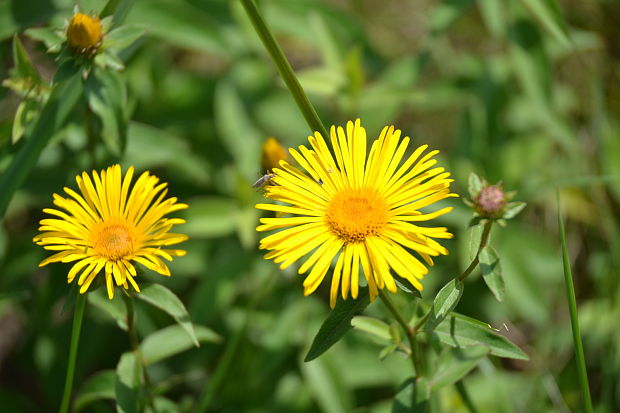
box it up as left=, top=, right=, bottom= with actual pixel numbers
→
left=256, top=120, right=456, bottom=308
left=66, top=13, right=103, bottom=51
left=34, top=165, right=188, bottom=299
left=261, top=137, right=290, bottom=172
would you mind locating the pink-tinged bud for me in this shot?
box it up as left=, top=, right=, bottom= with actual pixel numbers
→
left=475, top=185, right=506, bottom=218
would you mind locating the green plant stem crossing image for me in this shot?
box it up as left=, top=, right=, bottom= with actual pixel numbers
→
left=0, top=0, right=613, bottom=412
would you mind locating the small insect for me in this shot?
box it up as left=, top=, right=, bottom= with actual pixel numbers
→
left=252, top=173, right=276, bottom=189
left=316, top=178, right=323, bottom=185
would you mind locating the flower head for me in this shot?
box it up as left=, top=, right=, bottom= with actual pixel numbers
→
left=261, top=137, right=290, bottom=173
left=34, top=165, right=188, bottom=299
left=256, top=119, right=456, bottom=308
left=66, top=13, right=103, bottom=52
left=475, top=184, right=506, bottom=218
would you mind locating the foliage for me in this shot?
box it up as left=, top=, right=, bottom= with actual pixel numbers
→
left=0, top=0, right=617, bottom=412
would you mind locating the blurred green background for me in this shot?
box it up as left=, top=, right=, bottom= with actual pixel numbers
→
left=0, top=0, right=619, bottom=411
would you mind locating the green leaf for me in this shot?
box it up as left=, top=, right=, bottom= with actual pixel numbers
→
left=141, top=324, right=221, bottom=366
left=85, top=68, right=128, bottom=155
left=429, top=0, right=476, bottom=36
left=52, top=59, right=81, bottom=85
left=392, top=377, right=430, bottom=413
left=115, top=352, right=142, bottom=413
left=424, top=280, right=464, bottom=333
left=88, top=288, right=127, bottom=330
left=430, top=346, right=489, bottom=390
left=479, top=246, right=505, bottom=302
left=75, top=370, right=116, bottom=412
left=305, top=289, right=370, bottom=362
left=468, top=222, right=483, bottom=261
left=0, top=73, right=82, bottom=218
left=301, top=354, right=352, bottom=413
left=433, top=314, right=529, bottom=360
left=136, top=284, right=199, bottom=347
left=467, top=172, right=483, bottom=199
left=519, top=0, right=570, bottom=47
left=101, top=0, right=137, bottom=28
left=351, top=316, right=391, bottom=341
left=12, top=35, right=41, bottom=84
left=394, top=277, right=422, bottom=298
left=12, top=99, right=43, bottom=144
left=503, top=201, right=526, bottom=219
left=25, top=27, right=64, bottom=52
left=104, top=25, right=146, bottom=51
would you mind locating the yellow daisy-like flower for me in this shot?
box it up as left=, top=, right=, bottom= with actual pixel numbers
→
left=256, top=119, right=456, bottom=308
left=261, top=136, right=290, bottom=173
left=34, top=165, right=188, bottom=299
left=66, top=12, right=103, bottom=52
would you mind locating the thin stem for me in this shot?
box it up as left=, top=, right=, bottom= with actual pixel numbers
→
left=239, top=0, right=329, bottom=140
left=122, top=293, right=157, bottom=413
left=378, top=289, right=423, bottom=378
left=59, top=293, right=87, bottom=413
left=458, top=220, right=493, bottom=282
left=454, top=381, right=479, bottom=413
left=413, top=220, right=494, bottom=333
left=557, top=192, right=593, bottom=413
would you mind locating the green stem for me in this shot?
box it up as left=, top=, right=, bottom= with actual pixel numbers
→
left=239, top=0, right=329, bottom=139
left=59, top=293, right=87, bottom=413
left=378, top=289, right=423, bottom=378
left=413, top=220, right=494, bottom=333
left=557, top=192, right=593, bottom=413
left=122, top=293, right=157, bottom=413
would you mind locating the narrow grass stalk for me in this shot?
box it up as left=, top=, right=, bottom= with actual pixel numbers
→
left=557, top=192, right=594, bottom=413
left=59, top=293, right=87, bottom=413
left=239, top=0, right=329, bottom=140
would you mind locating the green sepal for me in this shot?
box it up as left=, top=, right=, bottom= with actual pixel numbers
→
left=467, top=172, right=485, bottom=199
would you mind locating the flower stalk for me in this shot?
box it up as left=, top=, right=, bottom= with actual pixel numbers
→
left=59, top=292, right=87, bottom=413
left=239, top=0, right=329, bottom=140
left=557, top=192, right=593, bottom=413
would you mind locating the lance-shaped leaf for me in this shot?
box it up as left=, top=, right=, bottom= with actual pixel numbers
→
left=136, top=284, right=199, bottom=347
left=141, top=324, right=221, bottom=365
left=305, top=289, right=370, bottom=362
left=429, top=346, right=490, bottom=390
left=115, top=352, right=142, bottom=413
left=75, top=370, right=116, bottom=412
left=424, top=280, right=464, bottom=333
left=392, top=377, right=430, bottom=413
left=479, top=246, right=505, bottom=302
left=432, top=313, right=529, bottom=360
left=351, top=316, right=391, bottom=341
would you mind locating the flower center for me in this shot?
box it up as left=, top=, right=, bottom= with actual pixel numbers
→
left=93, top=224, right=134, bottom=260
left=326, top=188, right=389, bottom=244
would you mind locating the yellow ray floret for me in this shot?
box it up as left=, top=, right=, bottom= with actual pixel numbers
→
left=34, top=164, right=188, bottom=299
left=256, top=119, right=457, bottom=308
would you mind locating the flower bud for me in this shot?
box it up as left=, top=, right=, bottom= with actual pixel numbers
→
left=66, top=13, right=103, bottom=52
left=261, top=137, right=290, bottom=172
left=475, top=184, right=506, bottom=218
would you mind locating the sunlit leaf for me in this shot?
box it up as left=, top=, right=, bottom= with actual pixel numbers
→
left=305, top=289, right=370, bottom=362
left=479, top=246, right=505, bottom=302
left=136, top=284, right=199, bottom=347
